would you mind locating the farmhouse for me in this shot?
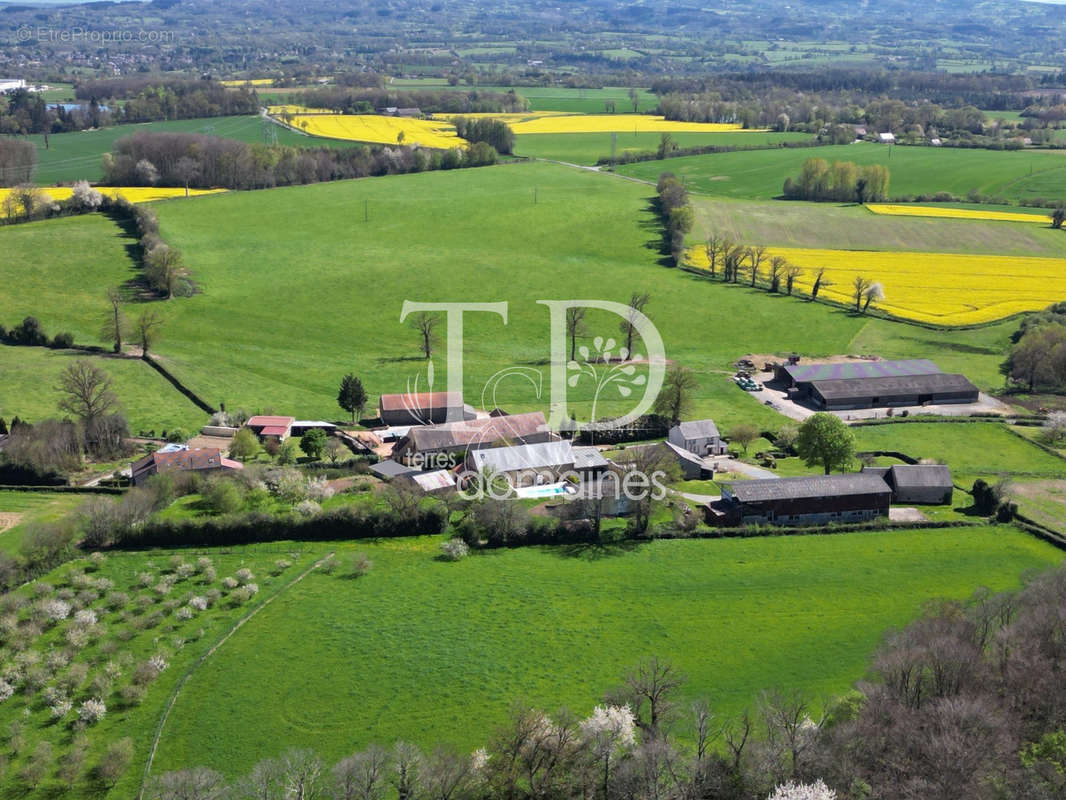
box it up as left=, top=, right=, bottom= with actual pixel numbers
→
left=668, top=419, right=727, bottom=457
left=706, top=473, right=892, bottom=527
left=467, top=440, right=576, bottom=487
left=245, top=415, right=295, bottom=442
left=391, top=411, right=554, bottom=464
left=775, top=359, right=979, bottom=410
left=131, top=448, right=243, bottom=486
left=378, top=391, right=475, bottom=426
left=864, top=464, right=954, bottom=505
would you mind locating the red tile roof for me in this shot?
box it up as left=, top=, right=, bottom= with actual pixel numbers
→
left=379, top=391, right=463, bottom=412
left=247, top=415, right=295, bottom=428
left=259, top=426, right=289, bottom=437
left=132, top=448, right=241, bottom=479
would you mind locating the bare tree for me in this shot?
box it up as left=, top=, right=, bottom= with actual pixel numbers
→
left=334, top=745, right=390, bottom=800
left=150, top=767, right=227, bottom=800
left=281, top=749, right=326, bottom=800
left=102, top=287, right=128, bottom=354
left=704, top=235, right=726, bottom=278
left=136, top=308, right=163, bottom=356
left=784, top=265, right=804, bottom=296
left=421, top=746, right=472, bottom=800
left=57, top=360, right=118, bottom=423
left=691, top=700, right=716, bottom=764
left=724, top=244, right=746, bottom=283
left=852, top=275, right=872, bottom=312
left=618, top=292, right=650, bottom=356
left=566, top=306, right=588, bottom=362
left=768, top=256, right=788, bottom=293
left=408, top=312, right=440, bottom=359
left=652, top=364, right=699, bottom=427
left=758, top=688, right=822, bottom=781
left=608, top=657, right=685, bottom=740
left=392, top=741, right=423, bottom=800
left=809, top=268, right=830, bottom=301
left=746, top=245, right=767, bottom=287
left=175, top=156, right=201, bottom=198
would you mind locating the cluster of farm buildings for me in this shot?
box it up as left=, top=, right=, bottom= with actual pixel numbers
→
left=128, top=356, right=973, bottom=529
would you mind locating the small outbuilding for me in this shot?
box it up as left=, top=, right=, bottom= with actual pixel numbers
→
left=246, top=415, right=295, bottom=442
left=865, top=464, right=954, bottom=505
left=378, top=391, right=475, bottom=426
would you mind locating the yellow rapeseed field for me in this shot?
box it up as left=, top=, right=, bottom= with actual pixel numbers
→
left=867, top=204, right=1052, bottom=224
left=273, top=112, right=465, bottom=149
left=684, top=245, right=1066, bottom=325
left=0, top=187, right=225, bottom=217
left=221, top=78, right=276, bottom=87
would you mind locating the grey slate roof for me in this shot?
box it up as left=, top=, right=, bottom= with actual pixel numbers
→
left=469, top=440, right=574, bottom=473
left=785, top=359, right=940, bottom=384
left=402, top=412, right=548, bottom=452
left=572, top=446, right=609, bottom=470
left=664, top=441, right=706, bottom=469
left=370, top=460, right=420, bottom=479
left=675, top=419, right=720, bottom=439
left=811, top=373, right=978, bottom=401
left=727, top=473, right=891, bottom=503
left=889, top=464, right=953, bottom=489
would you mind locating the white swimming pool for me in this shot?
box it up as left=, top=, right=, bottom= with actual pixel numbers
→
left=514, top=482, right=571, bottom=499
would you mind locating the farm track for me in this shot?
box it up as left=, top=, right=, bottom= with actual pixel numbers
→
left=137, top=551, right=335, bottom=798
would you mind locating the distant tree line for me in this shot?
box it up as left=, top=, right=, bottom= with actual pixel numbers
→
left=73, top=78, right=259, bottom=122
left=782, top=159, right=890, bottom=203
left=655, top=172, right=694, bottom=265
left=148, top=561, right=1066, bottom=800
left=1, top=81, right=258, bottom=136
left=451, top=116, right=514, bottom=155
left=596, top=137, right=823, bottom=167
left=102, top=131, right=499, bottom=191
left=0, top=138, right=36, bottom=187
left=289, top=87, right=529, bottom=115
left=0, top=316, right=74, bottom=351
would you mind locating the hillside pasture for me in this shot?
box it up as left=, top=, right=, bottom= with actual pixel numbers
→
left=151, top=529, right=1063, bottom=775
left=0, top=162, right=1029, bottom=431
left=614, top=142, right=1066, bottom=203
left=514, top=130, right=814, bottom=165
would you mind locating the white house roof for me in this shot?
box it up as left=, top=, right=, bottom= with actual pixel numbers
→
left=408, top=470, right=455, bottom=492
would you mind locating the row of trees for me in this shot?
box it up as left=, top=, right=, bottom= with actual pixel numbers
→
left=656, top=173, right=694, bottom=265
left=102, top=131, right=499, bottom=191
left=0, top=316, right=74, bottom=350
left=150, top=560, right=1066, bottom=799
left=1003, top=322, right=1066, bottom=392
left=782, top=159, right=890, bottom=204
left=699, top=236, right=884, bottom=313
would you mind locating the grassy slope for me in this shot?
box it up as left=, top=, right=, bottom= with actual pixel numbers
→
left=614, top=142, right=1066, bottom=202
left=0, top=213, right=206, bottom=431
left=515, top=131, right=813, bottom=165
left=28, top=116, right=355, bottom=185
left=152, top=530, right=1062, bottom=775
left=0, top=547, right=323, bottom=800
left=0, top=346, right=205, bottom=434
left=0, top=161, right=1024, bottom=431
left=691, top=198, right=1066, bottom=256
left=0, top=490, right=85, bottom=555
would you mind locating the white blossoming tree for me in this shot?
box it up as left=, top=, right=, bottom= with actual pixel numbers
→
left=581, top=705, right=636, bottom=797
left=767, top=779, right=838, bottom=800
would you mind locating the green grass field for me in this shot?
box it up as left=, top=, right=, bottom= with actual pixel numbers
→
left=615, top=142, right=1066, bottom=203
left=851, top=422, right=1066, bottom=483
left=0, top=490, right=85, bottom=555
left=691, top=198, right=1066, bottom=256
left=0, top=161, right=1029, bottom=433
left=151, top=529, right=1062, bottom=776
left=515, top=131, right=814, bottom=165
left=27, top=115, right=356, bottom=185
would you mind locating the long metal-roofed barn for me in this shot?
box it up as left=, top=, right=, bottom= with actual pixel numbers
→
left=775, top=359, right=978, bottom=410
left=391, top=411, right=555, bottom=463
left=706, top=473, right=892, bottom=527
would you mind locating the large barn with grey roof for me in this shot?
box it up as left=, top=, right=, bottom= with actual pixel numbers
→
left=776, top=359, right=978, bottom=411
